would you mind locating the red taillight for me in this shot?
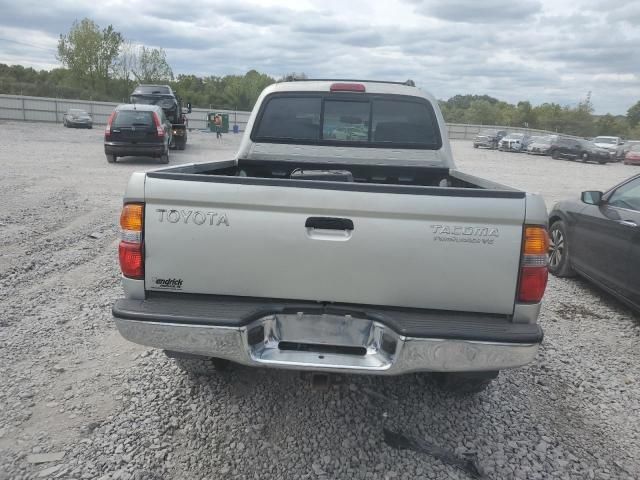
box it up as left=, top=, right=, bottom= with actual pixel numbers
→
left=330, top=83, right=365, bottom=93
left=119, top=241, right=144, bottom=278
left=105, top=111, right=116, bottom=138
left=119, top=202, right=144, bottom=279
left=153, top=112, right=165, bottom=138
left=517, top=225, right=549, bottom=303
left=518, top=266, right=548, bottom=303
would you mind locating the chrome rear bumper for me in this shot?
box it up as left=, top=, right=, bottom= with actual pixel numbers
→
left=115, top=313, right=539, bottom=375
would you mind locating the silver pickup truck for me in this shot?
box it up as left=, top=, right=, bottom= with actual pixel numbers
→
left=113, top=80, right=549, bottom=393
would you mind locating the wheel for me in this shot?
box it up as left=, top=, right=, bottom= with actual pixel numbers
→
left=549, top=220, right=575, bottom=277
left=598, top=160, right=607, bottom=165
left=433, top=371, right=498, bottom=394
left=160, top=151, right=169, bottom=164
left=473, top=144, right=478, bottom=149
left=63, top=119, right=67, bottom=127
left=177, top=138, right=186, bottom=150
left=581, top=152, right=589, bottom=163
left=551, top=150, right=559, bottom=159
left=88, top=125, right=93, bottom=129
left=106, top=154, right=116, bottom=163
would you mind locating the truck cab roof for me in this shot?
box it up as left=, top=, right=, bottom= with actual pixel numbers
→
left=132, top=85, right=174, bottom=95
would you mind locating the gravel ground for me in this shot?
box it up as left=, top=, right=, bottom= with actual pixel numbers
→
left=0, top=121, right=639, bottom=480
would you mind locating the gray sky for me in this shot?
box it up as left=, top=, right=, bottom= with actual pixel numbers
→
left=0, top=0, right=638, bottom=114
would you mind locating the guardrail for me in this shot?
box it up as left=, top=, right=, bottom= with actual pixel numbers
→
left=0, top=94, right=251, bottom=131
left=447, top=123, right=568, bottom=140
left=0, top=93, right=567, bottom=139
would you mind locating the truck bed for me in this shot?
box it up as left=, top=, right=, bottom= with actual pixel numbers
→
left=149, top=159, right=522, bottom=197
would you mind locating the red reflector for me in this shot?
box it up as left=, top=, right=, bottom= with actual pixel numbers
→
left=105, top=111, right=116, bottom=138
left=518, top=266, right=548, bottom=303
left=330, top=83, right=365, bottom=93
left=119, top=241, right=144, bottom=279
left=153, top=112, right=165, bottom=138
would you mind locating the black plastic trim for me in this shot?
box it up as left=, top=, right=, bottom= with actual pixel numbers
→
left=305, top=217, right=354, bottom=230
left=145, top=171, right=525, bottom=198
left=113, top=293, right=543, bottom=344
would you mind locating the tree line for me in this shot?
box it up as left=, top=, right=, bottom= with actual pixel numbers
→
left=0, top=17, right=639, bottom=138
left=439, top=94, right=640, bottom=139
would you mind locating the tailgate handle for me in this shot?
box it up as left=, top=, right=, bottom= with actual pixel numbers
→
left=305, top=217, right=354, bottom=231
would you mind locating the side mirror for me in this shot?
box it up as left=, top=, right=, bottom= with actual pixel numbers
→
left=187, top=102, right=192, bottom=114
left=581, top=191, right=603, bottom=205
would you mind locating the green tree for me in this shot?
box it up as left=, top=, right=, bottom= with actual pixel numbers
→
left=514, top=101, right=536, bottom=128
left=533, top=103, right=563, bottom=132
left=595, top=114, right=618, bottom=136
left=627, top=101, right=640, bottom=128
left=57, top=18, right=122, bottom=90
left=463, top=100, right=501, bottom=125
left=114, top=40, right=138, bottom=93
left=132, top=46, right=174, bottom=83
left=279, top=72, right=308, bottom=81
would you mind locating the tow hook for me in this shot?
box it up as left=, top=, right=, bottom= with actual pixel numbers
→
left=301, top=372, right=337, bottom=390
left=311, top=373, right=330, bottom=390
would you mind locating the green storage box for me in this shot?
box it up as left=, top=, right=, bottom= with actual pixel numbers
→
left=208, top=113, right=229, bottom=133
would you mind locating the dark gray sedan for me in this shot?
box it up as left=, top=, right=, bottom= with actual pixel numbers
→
left=548, top=174, right=640, bottom=311
left=63, top=108, right=93, bottom=128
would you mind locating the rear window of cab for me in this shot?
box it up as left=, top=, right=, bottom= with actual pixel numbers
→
left=252, top=93, right=442, bottom=149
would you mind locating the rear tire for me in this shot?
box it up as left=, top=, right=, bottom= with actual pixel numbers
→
left=177, top=138, right=186, bottom=150
left=473, top=144, right=478, bottom=149
left=106, top=154, right=116, bottom=163
left=551, top=150, right=559, bottom=159
left=433, top=371, right=498, bottom=394
left=160, top=151, right=169, bottom=164
left=549, top=220, right=575, bottom=277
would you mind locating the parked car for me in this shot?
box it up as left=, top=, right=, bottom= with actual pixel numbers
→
left=621, top=140, right=640, bottom=159
left=498, top=133, right=530, bottom=152
left=548, top=174, right=640, bottom=311
left=104, top=104, right=172, bottom=164
left=63, top=108, right=93, bottom=128
left=473, top=129, right=507, bottom=149
left=592, top=136, right=625, bottom=161
left=526, top=136, right=554, bottom=155
left=624, top=144, right=640, bottom=165
left=550, top=137, right=609, bottom=164
left=112, top=80, right=549, bottom=395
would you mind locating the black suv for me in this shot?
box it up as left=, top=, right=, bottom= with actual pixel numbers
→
left=473, top=129, right=507, bottom=149
left=104, top=104, right=172, bottom=164
left=130, top=84, right=190, bottom=150
left=550, top=137, right=610, bottom=164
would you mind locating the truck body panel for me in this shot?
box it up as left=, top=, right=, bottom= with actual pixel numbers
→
left=114, top=80, right=548, bottom=379
left=144, top=173, right=525, bottom=314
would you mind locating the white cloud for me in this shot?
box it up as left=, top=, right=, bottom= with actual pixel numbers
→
left=0, top=0, right=638, bottom=114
